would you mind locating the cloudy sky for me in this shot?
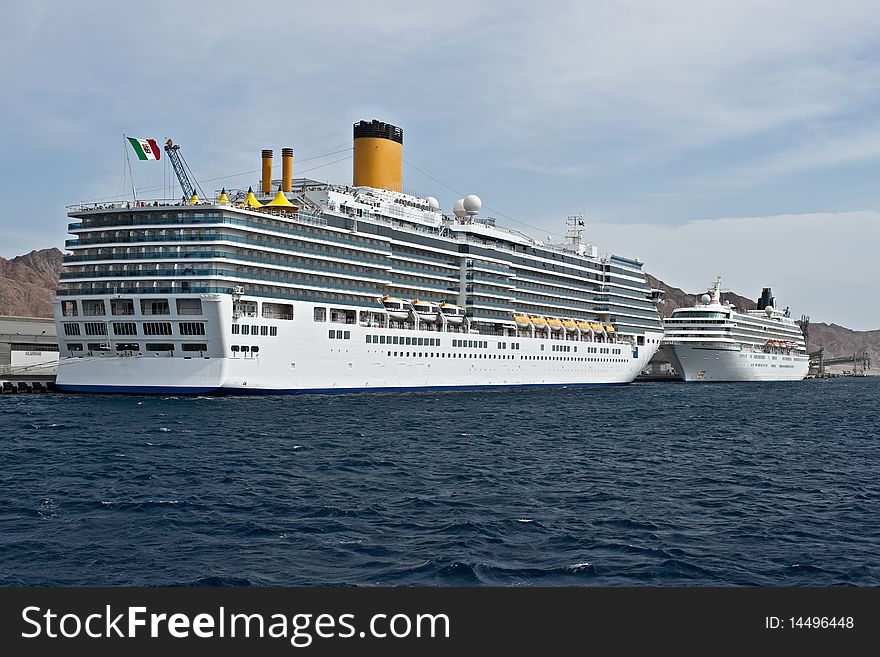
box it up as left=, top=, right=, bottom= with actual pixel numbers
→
left=2, top=0, right=879, bottom=328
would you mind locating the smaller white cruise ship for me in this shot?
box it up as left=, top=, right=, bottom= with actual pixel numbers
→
left=661, top=277, right=809, bottom=382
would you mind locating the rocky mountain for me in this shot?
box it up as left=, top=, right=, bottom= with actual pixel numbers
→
left=0, top=248, right=64, bottom=317
left=806, top=322, right=879, bottom=373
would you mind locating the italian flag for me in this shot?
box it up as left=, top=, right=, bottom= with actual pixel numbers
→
left=127, top=137, right=161, bottom=160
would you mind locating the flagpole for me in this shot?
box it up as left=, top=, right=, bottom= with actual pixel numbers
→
left=123, top=133, right=138, bottom=202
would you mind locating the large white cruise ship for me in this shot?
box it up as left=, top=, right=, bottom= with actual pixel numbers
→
left=53, top=120, right=663, bottom=394
left=661, top=277, right=809, bottom=382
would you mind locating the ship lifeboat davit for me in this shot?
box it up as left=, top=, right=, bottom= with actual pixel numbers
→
left=547, top=317, right=563, bottom=332
left=575, top=320, right=591, bottom=331
left=529, top=315, right=548, bottom=328
left=411, top=299, right=441, bottom=323
left=513, top=313, right=531, bottom=328
left=439, top=302, right=465, bottom=325
left=562, top=318, right=578, bottom=333
left=381, top=296, right=412, bottom=321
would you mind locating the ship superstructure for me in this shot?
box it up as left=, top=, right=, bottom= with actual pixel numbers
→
left=53, top=120, right=663, bottom=394
left=661, top=277, right=809, bottom=382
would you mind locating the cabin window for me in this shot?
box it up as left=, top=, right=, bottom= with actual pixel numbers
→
left=343, top=331, right=350, bottom=339
left=329, top=330, right=336, bottom=339
left=141, top=299, right=170, bottom=315
left=270, top=327, right=277, bottom=336
left=330, top=308, right=356, bottom=324
left=115, top=343, right=139, bottom=352
left=176, top=298, right=202, bottom=315
left=146, top=343, right=174, bottom=351
left=179, top=322, right=206, bottom=336
left=84, top=322, right=108, bottom=336
left=260, top=326, right=269, bottom=336
left=232, top=325, right=239, bottom=334
left=67, top=343, right=83, bottom=352
left=231, top=345, right=240, bottom=352
left=241, top=325, right=250, bottom=335
left=263, top=302, right=293, bottom=320
left=113, top=322, right=137, bottom=336
left=182, top=343, right=208, bottom=352
left=63, top=323, right=81, bottom=336
left=82, top=300, right=106, bottom=316
left=143, top=322, right=172, bottom=336
left=110, top=299, right=134, bottom=316
left=62, top=301, right=78, bottom=317
left=314, top=307, right=326, bottom=322
left=87, top=342, right=111, bottom=351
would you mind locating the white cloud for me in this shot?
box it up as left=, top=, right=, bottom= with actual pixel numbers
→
left=583, top=210, right=880, bottom=330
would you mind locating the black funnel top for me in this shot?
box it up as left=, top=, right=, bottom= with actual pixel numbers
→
left=353, top=119, right=403, bottom=145
left=756, top=287, right=775, bottom=310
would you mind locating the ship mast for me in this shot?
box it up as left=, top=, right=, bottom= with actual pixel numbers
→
left=710, top=276, right=722, bottom=305
left=565, top=214, right=585, bottom=250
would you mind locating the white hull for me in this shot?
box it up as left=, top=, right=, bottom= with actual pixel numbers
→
left=662, top=344, right=809, bottom=382
left=55, top=295, right=662, bottom=394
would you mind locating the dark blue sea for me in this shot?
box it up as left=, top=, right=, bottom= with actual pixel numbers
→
left=1, top=378, right=878, bottom=586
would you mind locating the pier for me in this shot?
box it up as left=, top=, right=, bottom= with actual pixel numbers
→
left=808, top=347, right=872, bottom=378
left=0, top=316, right=58, bottom=392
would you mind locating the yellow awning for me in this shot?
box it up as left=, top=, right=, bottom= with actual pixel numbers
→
left=241, top=186, right=263, bottom=207
left=264, top=186, right=298, bottom=209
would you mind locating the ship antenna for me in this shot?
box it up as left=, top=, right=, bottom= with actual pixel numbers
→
left=566, top=213, right=585, bottom=249
left=711, top=276, right=722, bottom=305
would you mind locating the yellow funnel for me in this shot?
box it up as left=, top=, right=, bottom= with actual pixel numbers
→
left=282, top=147, right=293, bottom=192
left=217, top=188, right=230, bottom=204
left=188, top=192, right=199, bottom=205
left=353, top=119, right=403, bottom=192
left=261, top=149, right=273, bottom=194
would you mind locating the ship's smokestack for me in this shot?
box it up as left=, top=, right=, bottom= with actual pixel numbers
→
left=353, top=119, right=403, bottom=192
left=282, top=147, right=294, bottom=193
left=756, top=287, right=775, bottom=310
left=261, top=149, right=273, bottom=194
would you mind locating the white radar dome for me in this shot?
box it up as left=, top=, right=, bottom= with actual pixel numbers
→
left=453, top=198, right=467, bottom=219
left=425, top=196, right=440, bottom=210
left=765, top=306, right=774, bottom=316
left=700, top=294, right=711, bottom=305
left=463, top=194, right=482, bottom=215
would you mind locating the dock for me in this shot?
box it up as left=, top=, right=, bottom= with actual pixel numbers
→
left=0, top=316, right=58, bottom=393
